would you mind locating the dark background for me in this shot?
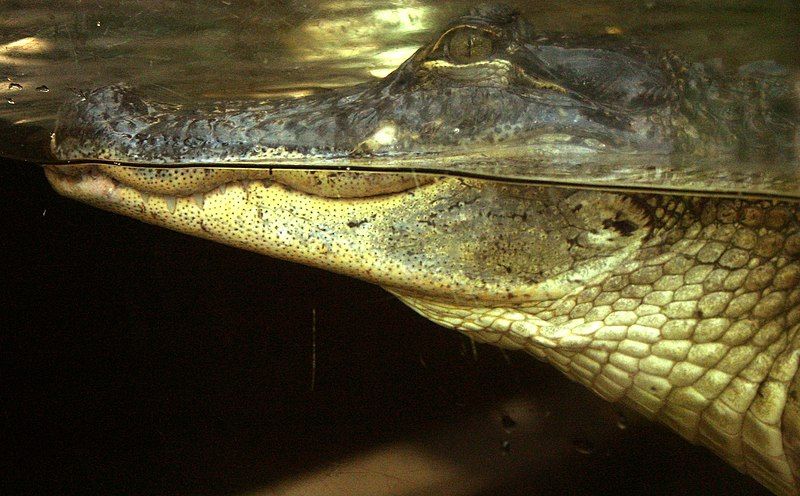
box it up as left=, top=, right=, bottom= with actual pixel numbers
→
left=3, top=162, right=769, bottom=495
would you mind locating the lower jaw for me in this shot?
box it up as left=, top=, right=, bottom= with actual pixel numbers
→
left=43, top=167, right=609, bottom=313
left=42, top=165, right=464, bottom=298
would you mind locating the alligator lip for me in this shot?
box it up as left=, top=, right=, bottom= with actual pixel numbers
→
left=44, top=164, right=437, bottom=202
left=45, top=167, right=120, bottom=201
left=45, top=165, right=259, bottom=213
left=44, top=162, right=654, bottom=307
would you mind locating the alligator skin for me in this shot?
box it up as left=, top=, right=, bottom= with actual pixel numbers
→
left=44, top=3, right=799, bottom=494
left=394, top=192, right=800, bottom=495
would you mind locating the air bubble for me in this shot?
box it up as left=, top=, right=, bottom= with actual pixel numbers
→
left=35, top=85, right=49, bottom=92
left=573, top=438, right=595, bottom=455
left=616, top=413, right=628, bottom=430
left=8, top=82, right=22, bottom=90
left=6, top=97, right=14, bottom=105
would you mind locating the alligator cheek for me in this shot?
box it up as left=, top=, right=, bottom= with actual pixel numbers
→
left=370, top=182, right=653, bottom=302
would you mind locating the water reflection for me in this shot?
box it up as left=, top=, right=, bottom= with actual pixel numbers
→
left=369, top=47, right=419, bottom=78
left=288, top=4, right=431, bottom=81
left=0, top=36, right=52, bottom=56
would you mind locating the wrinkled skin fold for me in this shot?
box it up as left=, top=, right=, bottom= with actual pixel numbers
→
left=45, top=4, right=799, bottom=495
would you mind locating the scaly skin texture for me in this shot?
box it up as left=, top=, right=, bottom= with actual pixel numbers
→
left=45, top=4, right=799, bottom=494
left=395, top=195, right=800, bottom=496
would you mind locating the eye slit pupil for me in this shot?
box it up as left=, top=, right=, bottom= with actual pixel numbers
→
left=447, top=28, right=494, bottom=64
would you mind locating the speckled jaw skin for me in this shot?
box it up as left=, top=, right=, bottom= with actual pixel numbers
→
left=46, top=165, right=800, bottom=495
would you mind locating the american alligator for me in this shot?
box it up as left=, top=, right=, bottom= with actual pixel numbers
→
left=44, top=5, right=799, bottom=494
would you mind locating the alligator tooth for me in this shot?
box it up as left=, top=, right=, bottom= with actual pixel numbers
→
left=164, top=196, right=177, bottom=214
left=218, top=183, right=227, bottom=194
left=139, top=191, right=150, bottom=205
left=191, top=193, right=205, bottom=209
left=240, top=180, right=252, bottom=201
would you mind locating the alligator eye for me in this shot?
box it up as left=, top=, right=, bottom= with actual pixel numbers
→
left=446, top=28, right=495, bottom=64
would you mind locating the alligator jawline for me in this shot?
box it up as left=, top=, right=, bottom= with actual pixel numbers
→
left=44, top=165, right=438, bottom=202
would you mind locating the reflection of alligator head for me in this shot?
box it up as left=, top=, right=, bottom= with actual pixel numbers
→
left=52, top=4, right=796, bottom=165
left=46, top=5, right=799, bottom=495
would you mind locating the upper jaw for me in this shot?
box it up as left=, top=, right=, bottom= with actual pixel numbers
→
left=51, top=78, right=670, bottom=170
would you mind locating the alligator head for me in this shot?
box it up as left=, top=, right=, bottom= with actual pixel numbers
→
left=51, top=4, right=703, bottom=166
left=45, top=4, right=800, bottom=495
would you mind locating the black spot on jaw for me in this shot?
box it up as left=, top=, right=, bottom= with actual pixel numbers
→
left=565, top=235, right=579, bottom=249
left=603, top=217, right=638, bottom=236
left=347, top=219, right=369, bottom=228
